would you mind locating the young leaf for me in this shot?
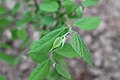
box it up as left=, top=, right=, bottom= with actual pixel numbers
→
left=28, top=60, right=50, bottom=80
left=54, top=43, right=79, bottom=58
left=82, top=0, right=99, bottom=7
left=50, top=37, right=62, bottom=51
left=0, top=52, right=19, bottom=66
left=74, top=16, right=101, bottom=30
left=71, top=32, right=93, bottom=67
left=29, top=27, right=69, bottom=63
left=39, top=1, right=59, bottom=12
left=56, top=64, right=71, bottom=79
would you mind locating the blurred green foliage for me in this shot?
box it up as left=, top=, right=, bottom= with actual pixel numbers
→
left=0, top=75, right=6, bottom=80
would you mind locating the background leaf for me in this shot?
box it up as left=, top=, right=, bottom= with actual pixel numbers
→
left=40, top=16, right=54, bottom=26
left=0, top=18, right=9, bottom=27
left=39, top=1, right=59, bottom=12
left=12, top=2, right=21, bottom=14
left=63, top=0, right=77, bottom=16
left=17, top=29, right=27, bottom=41
left=0, top=75, right=6, bottom=80
left=0, top=52, right=19, bottom=66
left=82, top=0, right=99, bottom=7
left=74, top=16, right=101, bottom=30
left=0, top=18, right=10, bottom=33
left=71, top=32, right=93, bottom=67
left=75, top=7, right=83, bottom=18
left=16, top=11, right=32, bottom=27
left=0, top=6, right=7, bottom=14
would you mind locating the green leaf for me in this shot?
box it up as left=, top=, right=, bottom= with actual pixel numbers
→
left=40, top=30, right=49, bottom=37
left=30, top=27, right=69, bottom=52
left=0, top=75, right=6, bottom=80
left=29, top=51, right=48, bottom=63
left=16, top=17, right=32, bottom=27
left=30, top=27, right=69, bottom=53
left=54, top=43, right=79, bottom=58
left=82, top=0, right=99, bottom=7
left=11, top=28, right=18, bottom=40
left=47, top=68, right=68, bottom=80
left=24, top=0, right=30, bottom=2
left=17, top=29, right=27, bottom=41
left=0, top=43, right=11, bottom=48
left=6, top=15, right=14, bottom=21
left=0, top=18, right=9, bottom=33
left=53, top=53, right=67, bottom=66
left=56, top=64, right=71, bottom=79
left=28, top=60, right=50, bottom=80
left=74, top=16, right=101, bottom=30
left=39, top=1, right=59, bottom=12
left=0, top=51, right=19, bottom=66
left=40, top=16, right=54, bottom=26
left=75, top=7, right=83, bottom=18
left=63, top=0, right=77, bottom=16
left=50, top=37, right=62, bottom=51
left=0, top=6, right=7, bottom=14
left=0, top=18, right=9, bottom=27
left=12, top=2, right=21, bottom=14
left=29, top=27, right=69, bottom=63
left=71, top=32, right=93, bottom=67
left=16, top=11, right=32, bottom=27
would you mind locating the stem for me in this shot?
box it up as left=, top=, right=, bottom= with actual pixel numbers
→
left=49, top=51, right=56, bottom=65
